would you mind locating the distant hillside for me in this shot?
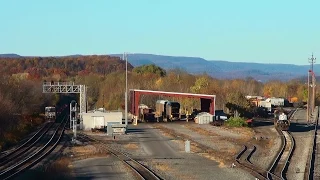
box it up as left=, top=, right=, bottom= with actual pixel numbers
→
left=0, top=53, right=314, bottom=82
left=110, top=53, right=314, bottom=82
left=0, top=55, right=132, bottom=78
left=0, top=53, right=22, bottom=58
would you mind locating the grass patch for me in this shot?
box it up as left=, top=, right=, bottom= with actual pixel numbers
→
left=71, top=144, right=109, bottom=160
left=224, top=117, right=248, bottom=127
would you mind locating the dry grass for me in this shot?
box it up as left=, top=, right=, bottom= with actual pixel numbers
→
left=184, top=124, right=219, bottom=136
left=219, top=126, right=255, bottom=138
left=152, top=124, right=237, bottom=165
left=43, top=157, right=73, bottom=179
left=154, top=162, right=171, bottom=171
left=151, top=160, right=196, bottom=180
left=45, top=157, right=72, bottom=174
left=124, top=143, right=139, bottom=150
left=184, top=123, right=255, bottom=145
left=71, top=144, right=109, bottom=160
left=200, top=153, right=227, bottom=168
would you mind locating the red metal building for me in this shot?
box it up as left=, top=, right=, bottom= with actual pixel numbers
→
left=129, top=89, right=216, bottom=119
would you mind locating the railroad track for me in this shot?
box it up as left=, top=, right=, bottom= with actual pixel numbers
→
left=0, top=122, right=54, bottom=168
left=268, top=130, right=294, bottom=180
left=267, top=109, right=296, bottom=180
left=235, top=145, right=269, bottom=180
left=305, top=106, right=319, bottom=180
left=0, top=117, right=67, bottom=180
left=0, top=122, right=52, bottom=160
left=236, top=130, right=295, bottom=180
left=236, top=109, right=297, bottom=180
left=77, top=133, right=161, bottom=180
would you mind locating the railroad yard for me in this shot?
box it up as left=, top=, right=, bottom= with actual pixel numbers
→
left=2, top=2, right=320, bottom=180
left=0, top=107, right=319, bottom=180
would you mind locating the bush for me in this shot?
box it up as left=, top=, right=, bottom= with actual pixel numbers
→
left=225, top=117, right=248, bottom=127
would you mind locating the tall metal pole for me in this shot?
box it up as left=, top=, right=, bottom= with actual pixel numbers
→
left=307, top=71, right=310, bottom=123
left=309, top=54, right=316, bottom=119
left=312, top=74, right=316, bottom=120
left=309, top=53, right=316, bottom=72
left=125, top=52, right=128, bottom=126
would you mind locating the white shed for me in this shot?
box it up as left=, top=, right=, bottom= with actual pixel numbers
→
left=195, top=112, right=214, bottom=124
left=82, top=111, right=123, bottom=131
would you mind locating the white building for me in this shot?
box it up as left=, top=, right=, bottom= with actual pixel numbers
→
left=195, top=112, right=214, bottom=124
left=265, top=97, right=285, bottom=106
left=258, top=101, right=272, bottom=112
left=82, top=110, right=123, bottom=131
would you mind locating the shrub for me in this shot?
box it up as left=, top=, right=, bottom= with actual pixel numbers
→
left=225, top=117, right=248, bottom=127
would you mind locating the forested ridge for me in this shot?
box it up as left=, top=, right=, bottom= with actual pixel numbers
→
left=0, top=55, right=318, bottom=150
left=0, top=55, right=133, bottom=78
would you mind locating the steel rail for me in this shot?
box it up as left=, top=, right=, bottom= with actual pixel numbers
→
left=77, top=133, right=161, bottom=180
left=0, top=122, right=54, bottom=167
left=235, top=145, right=269, bottom=180
left=280, top=131, right=295, bottom=179
left=0, top=122, right=51, bottom=160
left=267, top=130, right=294, bottom=180
left=0, top=116, right=67, bottom=180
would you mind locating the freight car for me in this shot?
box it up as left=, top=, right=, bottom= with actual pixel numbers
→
left=165, top=101, right=180, bottom=121
left=138, top=104, right=155, bottom=122
left=155, top=100, right=180, bottom=122
left=45, top=106, right=56, bottom=122
left=155, top=100, right=168, bottom=121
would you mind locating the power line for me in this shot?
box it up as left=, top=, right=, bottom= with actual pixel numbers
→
left=309, top=52, right=316, bottom=72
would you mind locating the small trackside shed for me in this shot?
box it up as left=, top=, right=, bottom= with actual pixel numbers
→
left=130, top=89, right=216, bottom=121
left=82, top=111, right=123, bottom=131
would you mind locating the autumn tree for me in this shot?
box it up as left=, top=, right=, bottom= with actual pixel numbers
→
left=225, top=91, right=251, bottom=117
left=133, top=64, right=166, bottom=77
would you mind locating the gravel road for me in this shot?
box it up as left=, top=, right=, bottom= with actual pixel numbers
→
left=72, top=157, right=137, bottom=180
left=287, top=108, right=315, bottom=180
left=148, top=122, right=255, bottom=179
left=86, top=123, right=256, bottom=179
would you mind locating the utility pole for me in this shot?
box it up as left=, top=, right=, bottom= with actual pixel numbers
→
left=309, top=53, right=316, bottom=72
left=308, top=53, right=316, bottom=120
left=312, top=74, right=316, bottom=119
left=124, top=52, right=128, bottom=127
left=307, top=70, right=310, bottom=123
left=103, top=94, right=105, bottom=112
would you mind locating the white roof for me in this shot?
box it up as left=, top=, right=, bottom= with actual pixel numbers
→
left=196, top=112, right=214, bottom=117
left=156, top=100, right=168, bottom=104
left=130, top=89, right=215, bottom=98
left=138, top=104, right=149, bottom=108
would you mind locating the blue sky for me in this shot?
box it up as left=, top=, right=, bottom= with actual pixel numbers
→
left=0, top=0, right=319, bottom=65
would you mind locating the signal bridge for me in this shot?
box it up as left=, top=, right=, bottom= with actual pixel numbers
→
left=43, top=81, right=87, bottom=130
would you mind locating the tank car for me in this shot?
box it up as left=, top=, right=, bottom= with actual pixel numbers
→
left=45, top=106, right=56, bottom=122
